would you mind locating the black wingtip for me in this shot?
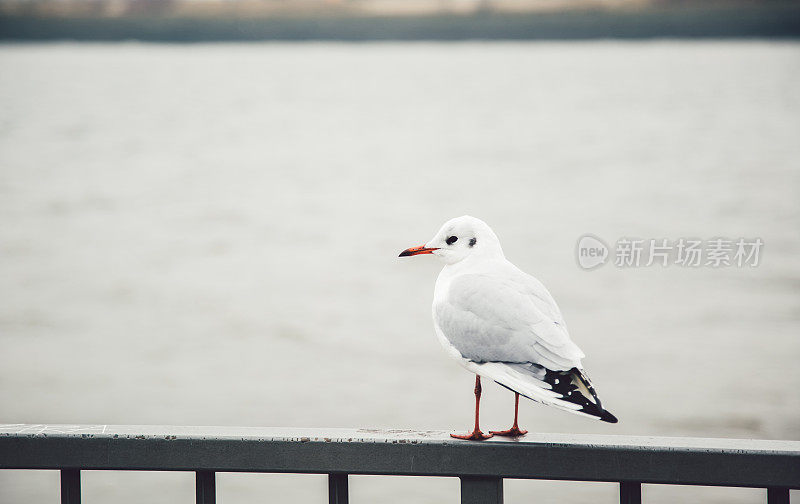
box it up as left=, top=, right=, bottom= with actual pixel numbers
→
left=599, top=410, right=619, bottom=423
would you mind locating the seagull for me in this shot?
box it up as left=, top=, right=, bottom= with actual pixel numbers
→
left=399, top=216, right=617, bottom=440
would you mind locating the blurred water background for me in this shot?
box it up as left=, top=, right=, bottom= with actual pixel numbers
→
left=1, top=40, right=799, bottom=503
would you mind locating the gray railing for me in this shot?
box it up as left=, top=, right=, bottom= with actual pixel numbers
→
left=1, top=424, right=798, bottom=504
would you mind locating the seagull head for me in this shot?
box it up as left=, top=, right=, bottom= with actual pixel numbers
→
left=398, top=215, right=504, bottom=265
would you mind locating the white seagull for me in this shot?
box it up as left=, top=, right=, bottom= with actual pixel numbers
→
left=400, top=216, right=617, bottom=440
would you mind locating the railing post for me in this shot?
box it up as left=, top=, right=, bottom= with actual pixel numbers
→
left=196, top=471, right=216, bottom=504
left=767, top=487, right=789, bottom=504
left=60, top=469, right=80, bottom=504
left=328, top=473, right=349, bottom=504
left=460, top=476, right=503, bottom=504
left=620, top=481, right=642, bottom=504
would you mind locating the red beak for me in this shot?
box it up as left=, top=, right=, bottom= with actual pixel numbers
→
left=398, top=244, right=439, bottom=257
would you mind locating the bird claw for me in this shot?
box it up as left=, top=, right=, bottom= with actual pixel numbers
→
left=450, top=430, right=493, bottom=441
left=489, top=427, right=528, bottom=437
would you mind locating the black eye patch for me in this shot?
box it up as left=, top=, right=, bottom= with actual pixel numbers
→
left=469, top=238, right=477, bottom=247
left=446, top=236, right=458, bottom=245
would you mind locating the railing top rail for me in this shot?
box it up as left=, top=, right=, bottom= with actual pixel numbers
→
left=2, top=424, right=797, bottom=452
left=1, top=424, right=799, bottom=489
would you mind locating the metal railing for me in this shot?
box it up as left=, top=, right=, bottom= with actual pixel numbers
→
left=1, top=424, right=798, bottom=504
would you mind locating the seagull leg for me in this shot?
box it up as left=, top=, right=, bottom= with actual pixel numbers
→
left=451, top=375, right=493, bottom=440
left=490, top=392, right=528, bottom=437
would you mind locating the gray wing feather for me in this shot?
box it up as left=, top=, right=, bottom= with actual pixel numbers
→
left=435, top=273, right=584, bottom=370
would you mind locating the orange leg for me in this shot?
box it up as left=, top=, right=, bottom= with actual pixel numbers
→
left=451, top=375, right=493, bottom=441
left=490, top=392, right=528, bottom=437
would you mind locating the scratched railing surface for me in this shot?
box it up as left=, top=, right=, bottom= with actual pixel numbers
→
left=1, top=424, right=798, bottom=504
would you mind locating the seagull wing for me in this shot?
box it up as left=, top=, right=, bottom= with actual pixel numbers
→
left=434, top=272, right=617, bottom=422
left=435, top=272, right=584, bottom=370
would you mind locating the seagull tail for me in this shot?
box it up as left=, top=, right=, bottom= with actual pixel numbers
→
left=472, top=361, right=618, bottom=423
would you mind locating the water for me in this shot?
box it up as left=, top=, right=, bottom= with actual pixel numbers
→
left=0, top=41, right=798, bottom=504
